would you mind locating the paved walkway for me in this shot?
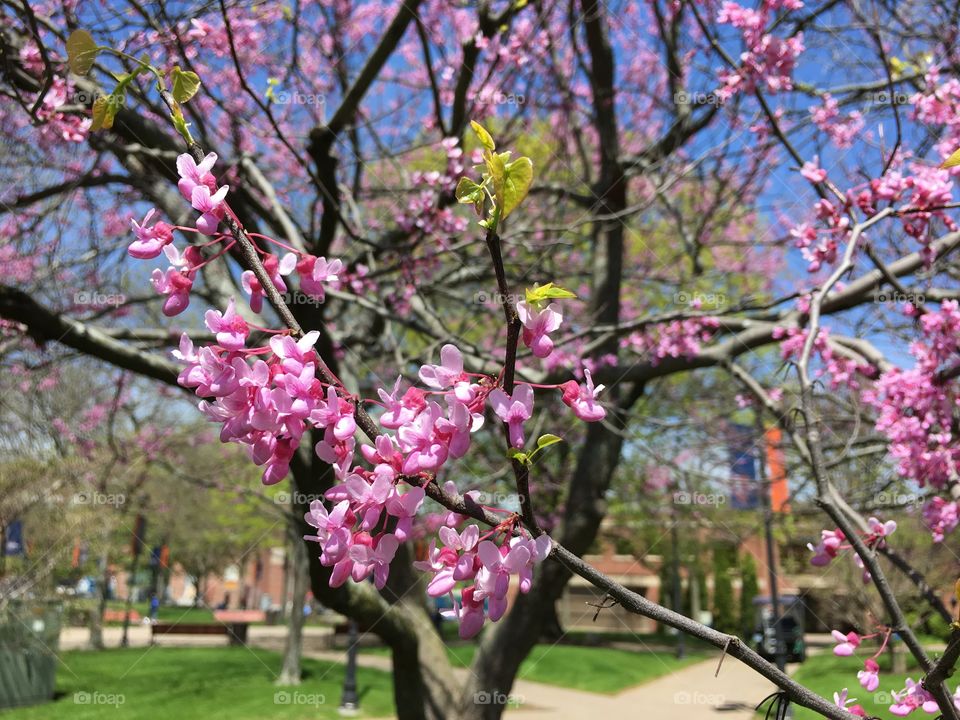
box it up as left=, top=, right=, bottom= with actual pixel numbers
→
left=304, top=646, right=779, bottom=719
left=59, top=624, right=338, bottom=650
left=59, top=627, right=782, bottom=718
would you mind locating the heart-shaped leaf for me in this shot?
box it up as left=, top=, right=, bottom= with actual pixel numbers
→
left=66, top=29, right=98, bottom=76
left=525, top=282, right=577, bottom=305
left=536, top=434, right=563, bottom=450
left=171, top=66, right=202, bottom=103
left=500, top=156, right=533, bottom=218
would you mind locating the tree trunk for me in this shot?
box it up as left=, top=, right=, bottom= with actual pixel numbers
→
left=458, top=417, right=628, bottom=720
left=290, top=445, right=460, bottom=720
left=88, top=550, right=109, bottom=650
left=276, top=523, right=308, bottom=686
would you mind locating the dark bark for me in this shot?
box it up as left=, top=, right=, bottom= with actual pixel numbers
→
left=276, top=525, right=307, bottom=686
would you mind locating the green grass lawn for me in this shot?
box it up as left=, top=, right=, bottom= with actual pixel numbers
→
left=3, top=647, right=394, bottom=719
left=364, top=640, right=706, bottom=694
left=789, top=651, right=924, bottom=719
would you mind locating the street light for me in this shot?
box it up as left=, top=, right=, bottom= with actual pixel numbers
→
left=338, top=619, right=359, bottom=716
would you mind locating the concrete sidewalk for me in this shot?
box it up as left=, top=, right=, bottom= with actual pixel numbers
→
left=304, top=646, right=778, bottom=719
left=58, top=624, right=335, bottom=651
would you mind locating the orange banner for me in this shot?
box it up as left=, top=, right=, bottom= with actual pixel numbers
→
left=765, top=427, right=789, bottom=512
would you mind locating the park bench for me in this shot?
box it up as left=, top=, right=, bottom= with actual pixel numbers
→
left=151, top=610, right=265, bottom=646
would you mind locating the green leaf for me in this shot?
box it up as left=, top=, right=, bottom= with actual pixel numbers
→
left=470, top=120, right=496, bottom=151
left=536, top=434, right=563, bottom=450
left=507, top=448, right=531, bottom=466
left=90, top=94, right=120, bottom=131
left=171, top=65, right=201, bottom=103
left=525, top=282, right=577, bottom=305
left=500, top=156, right=533, bottom=218
left=170, top=104, right=194, bottom=144
left=942, top=147, right=960, bottom=169
left=455, top=177, right=481, bottom=202
left=485, top=150, right=508, bottom=213
left=66, top=29, right=98, bottom=76
left=455, top=177, right=486, bottom=215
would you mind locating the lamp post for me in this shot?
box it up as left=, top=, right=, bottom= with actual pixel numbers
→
left=756, top=417, right=792, bottom=718
left=671, top=484, right=685, bottom=660
left=338, top=619, right=359, bottom=716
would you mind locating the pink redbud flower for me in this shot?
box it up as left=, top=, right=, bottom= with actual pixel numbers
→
left=128, top=209, right=173, bottom=259
left=807, top=528, right=844, bottom=566
left=890, top=678, right=938, bottom=716
left=204, top=298, right=249, bottom=351
left=559, top=368, right=606, bottom=422
left=866, top=516, right=897, bottom=540
left=297, top=255, right=342, bottom=301
left=150, top=245, right=200, bottom=316
left=191, top=184, right=229, bottom=235
left=801, top=156, right=827, bottom=183
left=517, top=301, right=563, bottom=358
left=858, top=658, right=880, bottom=692
left=176, top=151, right=218, bottom=202
left=419, top=344, right=467, bottom=389
left=348, top=533, right=399, bottom=589
left=488, top=384, right=534, bottom=448
left=443, top=585, right=486, bottom=639
left=378, top=377, right=422, bottom=429
left=831, top=630, right=861, bottom=656
left=241, top=253, right=296, bottom=313
left=833, top=689, right=866, bottom=717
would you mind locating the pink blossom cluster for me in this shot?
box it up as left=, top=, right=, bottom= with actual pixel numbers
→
left=922, top=497, right=959, bottom=542
left=127, top=153, right=344, bottom=316
left=810, top=94, right=864, bottom=149
left=890, top=679, right=941, bottom=716
left=620, top=317, right=721, bottom=364
left=853, top=165, right=956, bottom=262
left=775, top=326, right=873, bottom=389
left=793, top=159, right=955, bottom=274
left=168, top=326, right=605, bottom=636
left=869, top=301, right=960, bottom=495
left=911, top=66, right=960, bottom=170
left=395, top=138, right=470, bottom=238
left=827, top=627, right=960, bottom=715
left=414, top=526, right=551, bottom=638
left=715, top=1, right=805, bottom=100
left=15, top=47, right=90, bottom=145
left=808, top=517, right=896, bottom=582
